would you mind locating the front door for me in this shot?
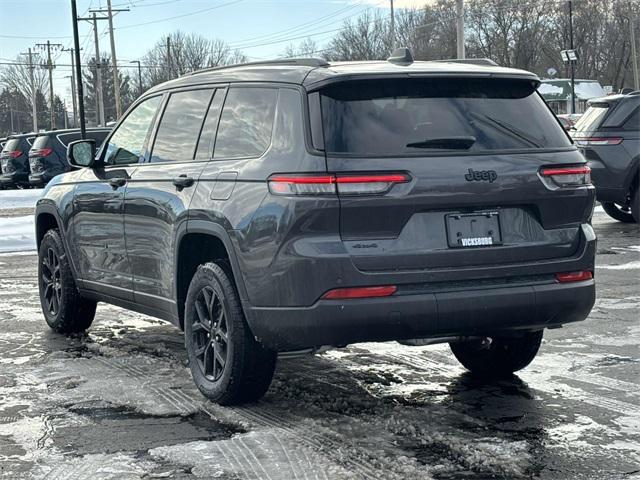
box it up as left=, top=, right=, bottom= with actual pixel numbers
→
left=73, top=95, right=163, bottom=300
left=124, top=87, right=224, bottom=314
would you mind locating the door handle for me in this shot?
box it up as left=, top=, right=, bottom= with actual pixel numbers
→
left=172, top=175, right=194, bottom=189
left=108, top=177, right=126, bottom=189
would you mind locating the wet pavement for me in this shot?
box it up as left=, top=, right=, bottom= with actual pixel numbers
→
left=0, top=208, right=638, bottom=479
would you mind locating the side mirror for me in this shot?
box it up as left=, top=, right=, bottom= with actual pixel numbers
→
left=67, top=139, right=96, bottom=168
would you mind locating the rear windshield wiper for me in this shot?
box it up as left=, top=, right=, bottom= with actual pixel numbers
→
left=406, top=136, right=476, bottom=150
left=471, top=113, right=542, bottom=148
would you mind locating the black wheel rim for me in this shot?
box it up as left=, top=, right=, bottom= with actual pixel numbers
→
left=42, top=247, right=62, bottom=316
left=192, top=286, right=228, bottom=381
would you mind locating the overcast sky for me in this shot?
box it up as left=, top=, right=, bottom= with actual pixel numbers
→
left=0, top=0, right=428, bottom=107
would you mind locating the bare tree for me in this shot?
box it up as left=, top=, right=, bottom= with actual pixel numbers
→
left=282, top=38, right=320, bottom=58
left=0, top=53, right=48, bottom=116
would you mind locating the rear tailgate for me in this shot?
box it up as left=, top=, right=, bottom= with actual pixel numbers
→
left=318, top=76, right=593, bottom=272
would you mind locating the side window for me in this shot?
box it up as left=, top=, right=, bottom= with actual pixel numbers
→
left=195, top=89, right=225, bottom=160
left=623, top=107, right=639, bottom=131
left=214, top=87, right=278, bottom=159
left=104, top=96, right=162, bottom=165
left=150, top=89, right=213, bottom=163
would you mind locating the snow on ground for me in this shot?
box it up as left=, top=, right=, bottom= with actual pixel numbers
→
left=0, top=189, right=42, bottom=210
left=0, top=215, right=36, bottom=253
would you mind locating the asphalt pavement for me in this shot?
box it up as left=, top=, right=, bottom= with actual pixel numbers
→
left=0, top=208, right=638, bottom=480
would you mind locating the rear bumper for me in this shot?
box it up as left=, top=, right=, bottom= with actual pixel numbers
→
left=246, top=278, right=595, bottom=351
left=28, top=173, right=51, bottom=187
left=0, top=172, right=27, bottom=187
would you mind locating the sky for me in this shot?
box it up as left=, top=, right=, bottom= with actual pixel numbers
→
left=0, top=0, right=429, bottom=109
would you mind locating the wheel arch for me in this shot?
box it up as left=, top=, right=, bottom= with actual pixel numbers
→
left=175, top=221, right=251, bottom=330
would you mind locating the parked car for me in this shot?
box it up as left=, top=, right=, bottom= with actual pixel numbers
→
left=572, top=91, right=640, bottom=222
left=35, top=50, right=596, bottom=405
left=1, top=133, right=36, bottom=188
left=28, top=128, right=111, bottom=187
left=556, top=114, right=575, bottom=131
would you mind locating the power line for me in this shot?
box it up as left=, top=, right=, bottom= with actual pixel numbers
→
left=116, top=0, right=243, bottom=29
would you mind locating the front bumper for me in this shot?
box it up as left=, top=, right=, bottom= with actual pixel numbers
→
left=246, top=278, right=595, bottom=351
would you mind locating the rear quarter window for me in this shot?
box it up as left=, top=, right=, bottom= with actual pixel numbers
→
left=319, top=78, right=572, bottom=156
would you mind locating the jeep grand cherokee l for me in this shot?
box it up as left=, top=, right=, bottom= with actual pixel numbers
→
left=35, top=50, right=596, bottom=405
left=1, top=133, right=36, bottom=188
left=572, top=92, right=640, bottom=222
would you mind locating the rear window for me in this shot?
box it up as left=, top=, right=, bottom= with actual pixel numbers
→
left=574, top=105, right=609, bottom=132
left=2, top=139, right=19, bottom=152
left=319, top=78, right=571, bottom=156
left=32, top=136, right=50, bottom=149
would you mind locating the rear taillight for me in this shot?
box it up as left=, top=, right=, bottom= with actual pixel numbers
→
left=322, top=285, right=397, bottom=300
left=574, top=137, right=623, bottom=146
left=555, top=271, right=593, bottom=283
left=268, top=173, right=410, bottom=196
left=5, top=150, right=22, bottom=158
left=30, top=148, right=52, bottom=157
left=540, top=165, right=591, bottom=187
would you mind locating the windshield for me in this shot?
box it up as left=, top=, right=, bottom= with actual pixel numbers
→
left=573, top=105, right=609, bottom=132
left=320, top=78, right=572, bottom=156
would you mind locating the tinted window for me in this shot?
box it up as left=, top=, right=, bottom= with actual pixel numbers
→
left=151, top=89, right=213, bottom=163
left=320, top=78, right=572, bottom=156
left=574, top=105, right=609, bottom=133
left=104, top=95, right=162, bottom=165
left=32, top=136, right=51, bottom=149
left=2, top=139, right=19, bottom=153
left=623, top=108, right=639, bottom=131
left=195, top=89, right=225, bottom=160
left=214, top=88, right=277, bottom=159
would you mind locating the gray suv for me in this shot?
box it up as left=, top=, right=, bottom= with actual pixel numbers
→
left=35, top=50, right=596, bottom=405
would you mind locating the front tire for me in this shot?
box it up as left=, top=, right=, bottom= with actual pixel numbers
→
left=601, top=201, right=636, bottom=223
left=38, top=229, right=96, bottom=333
left=184, top=262, right=277, bottom=405
left=449, top=330, right=543, bottom=377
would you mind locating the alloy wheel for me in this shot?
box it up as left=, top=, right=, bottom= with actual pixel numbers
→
left=41, top=247, right=62, bottom=316
left=192, top=285, right=228, bottom=381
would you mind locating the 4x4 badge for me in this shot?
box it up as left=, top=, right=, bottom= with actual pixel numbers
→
left=465, top=168, right=497, bottom=183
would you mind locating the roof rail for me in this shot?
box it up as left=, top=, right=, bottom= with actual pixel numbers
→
left=433, top=58, right=499, bottom=67
left=387, top=47, right=414, bottom=65
left=188, top=57, right=330, bottom=76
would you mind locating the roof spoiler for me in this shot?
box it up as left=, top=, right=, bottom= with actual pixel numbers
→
left=387, top=47, right=414, bottom=65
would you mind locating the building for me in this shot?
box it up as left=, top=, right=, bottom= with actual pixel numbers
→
left=538, top=79, right=606, bottom=114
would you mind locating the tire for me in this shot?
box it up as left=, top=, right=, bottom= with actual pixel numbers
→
left=449, top=330, right=543, bottom=377
left=601, top=201, right=637, bottom=223
left=632, top=187, right=639, bottom=223
left=184, top=262, right=277, bottom=405
left=38, top=229, right=96, bottom=333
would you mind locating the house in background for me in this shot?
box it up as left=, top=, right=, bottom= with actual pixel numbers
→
left=538, top=79, right=606, bottom=114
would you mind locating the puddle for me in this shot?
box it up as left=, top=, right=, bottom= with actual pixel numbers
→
left=53, top=404, right=245, bottom=455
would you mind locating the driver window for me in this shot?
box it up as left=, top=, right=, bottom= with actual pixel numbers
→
left=104, top=96, right=162, bottom=165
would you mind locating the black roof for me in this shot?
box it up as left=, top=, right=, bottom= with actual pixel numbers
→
left=145, top=57, right=539, bottom=95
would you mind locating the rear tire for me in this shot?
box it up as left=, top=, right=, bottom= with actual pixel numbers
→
left=632, top=187, right=639, bottom=223
left=184, top=262, right=277, bottom=405
left=601, top=201, right=636, bottom=223
left=38, top=229, right=96, bottom=333
left=449, top=330, right=543, bottom=377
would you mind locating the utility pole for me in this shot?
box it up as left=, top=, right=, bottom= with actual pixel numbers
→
left=71, top=0, right=87, bottom=138
left=91, top=13, right=105, bottom=126
left=630, top=7, right=639, bottom=91
left=456, top=0, right=465, bottom=59
left=63, top=101, right=69, bottom=129
left=568, top=0, right=576, bottom=114
left=166, top=36, right=172, bottom=79
left=89, top=3, right=128, bottom=120
left=389, top=0, right=395, bottom=51
left=20, top=47, right=38, bottom=132
left=130, top=60, right=143, bottom=97
left=36, top=40, right=63, bottom=129
left=62, top=47, right=79, bottom=127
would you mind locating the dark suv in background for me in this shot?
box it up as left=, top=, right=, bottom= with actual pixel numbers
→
left=35, top=50, right=596, bottom=405
left=572, top=92, right=640, bottom=222
left=28, top=128, right=111, bottom=187
left=1, top=133, right=36, bottom=188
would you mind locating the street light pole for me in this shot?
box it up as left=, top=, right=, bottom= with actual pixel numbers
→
left=130, top=60, right=143, bottom=97
left=568, top=0, right=576, bottom=114
left=456, top=0, right=465, bottom=59
left=389, top=0, right=395, bottom=51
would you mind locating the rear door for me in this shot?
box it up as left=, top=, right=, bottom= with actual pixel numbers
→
left=317, top=77, right=591, bottom=272
left=124, top=87, right=218, bottom=313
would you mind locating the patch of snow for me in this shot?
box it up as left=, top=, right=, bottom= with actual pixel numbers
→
left=575, top=81, right=606, bottom=100
left=0, top=189, right=43, bottom=210
left=538, top=83, right=564, bottom=95
left=599, top=261, right=640, bottom=270
left=0, top=215, right=36, bottom=253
